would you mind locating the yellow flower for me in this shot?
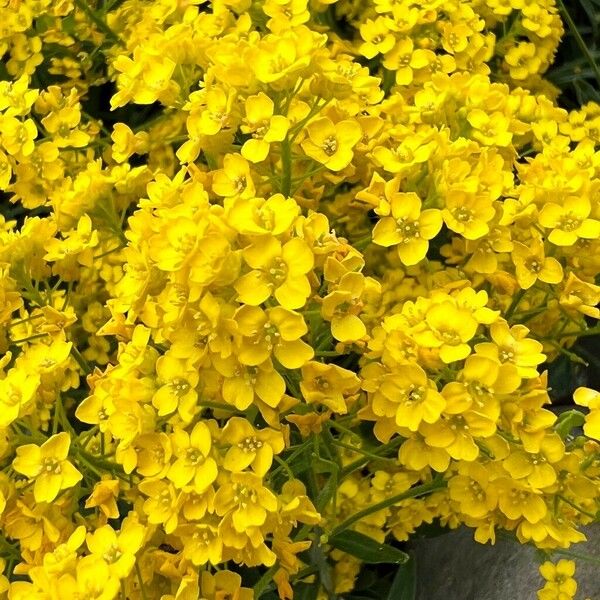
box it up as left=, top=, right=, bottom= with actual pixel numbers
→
left=573, top=387, right=600, bottom=440
left=374, top=364, right=445, bottom=431
left=538, top=560, right=577, bottom=600
left=138, top=479, right=180, bottom=533
left=177, top=522, right=223, bottom=566
left=372, top=131, right=436, bottom=173
left=300, top=361, right=361, bottom=414
left=511, top=239, right=563, bottom=289
left=0, top=367, right=39, bottom=428
left=420, top=406, right=496, bottom=461
left=505, top=43, right=541, bottom=80
left=0, top=74, right=38, bottom=117
left=496, top=478, right=547, bottom=523
left=214, top=472, right=278, bottom=532
left=226, top=193, right=299, bottom=236
left=321, top=272, right=371, bottom=343
left=522, top=5, right=554, bottom=38
left=264, top=0, right=310, bottom=33
left=12, top=432, right=82, bottom=503
left=0, top=116, right=37, bottom=156
left=503, top=434, right=565, bottom=489
left=399, top=434, right=451, bottom=472
left=84, top=478, right=120, bottom=520
left=111, top=50, right=177, bottom=108
left=212, top=153, right=256, bottom=198
left=372, top=191, right=442, bottom=265
left=249, top=28, right=313, bottom=86
left=475, top=321, right=545, bottom=379
left=221, top=417, right=285, bottom=476
left=111, top=122, right=148, bottom=163
left=58, top=555, right=121, bottom=600
left=383, top=37, right=432, bottom=85
left=190, top=86, right=237, bottom=137
left=467, top=109, right=512, bottom=146
left=218, top=357, right=286, bottom=411
left=442, top=355, right=520, bottom=421
left=441, top=21, right=474, bottom=54
left=559, top=272, right=600, bottom=319
left=86, top=518, right=145, bottom=579
left=241, top=92, right=289, bottom=163
left=152, top=354, right=199, bottom=420
left=130, top=433, right=172, bottom=479
left=448, top=462, right=498, bottom=518
left=41, top=105, right=90, bottom=148
left=442, top=190, right=496, bottom=240
left=412, top=300, right=479, bottom=363
left=539, top=197, right=600, bottom=246
left=44, top=213, right=100, bottom=273
left=234, top=305, right=313, bottom=369
left=42, top=526, right=86, bottom=575
left=235, top=236, right=314, bottom=309
left=359, top=18, right=395, bottom=59
left=167, top=423, right=218, bottom=491
left=301, top=117, right=362, bottom=171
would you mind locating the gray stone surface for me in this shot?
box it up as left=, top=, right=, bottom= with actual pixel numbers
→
left=410, top=526, right=600, bottom=600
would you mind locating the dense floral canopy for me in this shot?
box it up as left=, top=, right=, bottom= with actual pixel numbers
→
left=0, top=0, right=599, bottom=599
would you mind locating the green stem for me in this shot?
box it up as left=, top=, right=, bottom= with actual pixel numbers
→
left=75, top=452, right=105, bottom=479
left=329, top=477, right=447, bottom=536
left=78, top=426, right=99, bottom=448
left=554, top=548, right=600, bottom=565
left=547, top=341, right=587, bottom=366
left=8, top=314, right=44, bottom=329
left=10, top=332, right=49, bottom=345
left=268, top=439, right=312, bottom=479
left=52, top=395, right=62, bottom=435
left=327, top=420, right=362, bottom=441
left=70, top=345, right=92, bottom=375
left=280, top=137, right=292, bottom=197
left=93, top=244, right=125, bottom=260
left=353, top=234, right=372, bottom=251
left=554, top=326, right=600, bottom=340
left=253, top=564, right=278, bottom=598
left=333, top=439, right=397, bottom=462
left=74, top=0, right=124, bottom=45
left=505, top=288, right=526, bottom=320
left=135, top=561, right=149, bottom=600
left=198, top=401, right=238, bottom=412
left=291, top=164, right=325, bottom=195
left=273, top=455, right=295, bottom=480
left=557, top=495, right=598, bottom=521
left=339, top=435, right=404, bottom=478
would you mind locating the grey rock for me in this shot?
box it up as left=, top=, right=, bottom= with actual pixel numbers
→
left=410, top=526, right=600, bottom=600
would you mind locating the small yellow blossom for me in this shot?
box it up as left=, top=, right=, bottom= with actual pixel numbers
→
left=241, top=92, right=289, bottom=163
left=301, top=117, right=362, bottom=171
left=373, top=191, right=442, bottom=265
left=13, top=432, right=82, bottom=503
left=538, top=560, right=577, bottom=600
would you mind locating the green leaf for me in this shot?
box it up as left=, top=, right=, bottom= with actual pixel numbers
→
left=316, top=473, right=338, bottom=511
left=555, top=409, right=586, bottom=439
left=295, top=582, right=320, bottom=600
left=579, top=0, right=599, bottom=37
left=387, top=556, right=417, bottom=600
left=574, top=78, right=600, bottom=104
left=328, top=530, right=409, bottom=565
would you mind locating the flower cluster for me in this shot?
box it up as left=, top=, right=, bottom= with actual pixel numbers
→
left=0, top=0, right=598, bottom=599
